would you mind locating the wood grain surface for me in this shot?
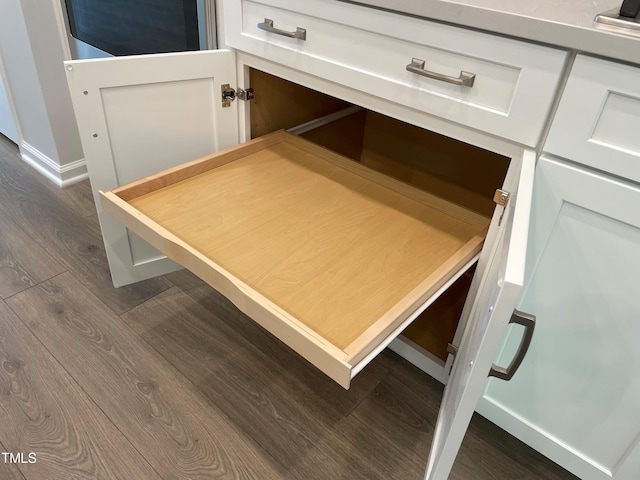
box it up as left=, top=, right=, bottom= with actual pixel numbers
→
left=117, top=135, right=487, bottom=353
left=0, top=149, right=171, bottom=315
left=121, top=286, right=392, bottom=480
left=360, top=111, right=510, bottom=218
left=0, top=301, right=160, bottom=480
left=249, top=68, right=351, bottom=138
left=0, top=440, right=26, bottom=480
left=402, top=269, right=474, bottom=361
left=6, top=273, right=280, bottom=480
left=0, top=208, right=65, bottom=299
left=0, top=132, right=578, bottom=480
left=103, top=132, right=490, bottom=386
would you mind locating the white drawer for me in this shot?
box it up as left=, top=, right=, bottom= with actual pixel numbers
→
left=546, top=55, right=640, bottom=183
left=222, top=0, right=567, bottom=146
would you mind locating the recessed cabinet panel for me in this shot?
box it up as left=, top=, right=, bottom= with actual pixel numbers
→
left=101, top=80, right=220, bottom=184
left=591, top=92, right=640, bottom=155
left=102, top=78, right=222, bottom=267
left=546, top=54, right=640, bottom=183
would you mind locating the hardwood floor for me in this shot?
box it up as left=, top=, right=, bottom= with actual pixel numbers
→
left=0, top=133, right=579, bottom=479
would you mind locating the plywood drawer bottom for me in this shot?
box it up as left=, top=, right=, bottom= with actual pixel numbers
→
left=100, top=131, right=489, bottom=388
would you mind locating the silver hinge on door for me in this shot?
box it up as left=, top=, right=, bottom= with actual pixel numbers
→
left=221, top=84, right=255, bottom=107
left=493, top=189, right=510, bottom=226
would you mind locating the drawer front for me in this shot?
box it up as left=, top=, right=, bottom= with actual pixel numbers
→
left=223, top=0, right=567, bottom=146
left=545, top=54, right=640, bottom=183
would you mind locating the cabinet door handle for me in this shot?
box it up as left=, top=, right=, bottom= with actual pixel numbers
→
left=489, top=310, right=536, bottom=381
left=257, top=18, right=307, bottom=40
left=406, top=58, right=475, bottom=87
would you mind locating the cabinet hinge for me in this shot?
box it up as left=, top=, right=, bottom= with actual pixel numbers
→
left=493, top=189, right=510, bottom=226
left=493, top=189, right=510, bottom=207
left=221, top=84, right=255, bottom=107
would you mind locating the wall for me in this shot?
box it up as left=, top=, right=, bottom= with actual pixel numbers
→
left=0, top=60, right=19, bottom=144
left=0, top=0, right=87, bottom=186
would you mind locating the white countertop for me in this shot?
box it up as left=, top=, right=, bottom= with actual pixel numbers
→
left=345, top=0, right=640, bottom=64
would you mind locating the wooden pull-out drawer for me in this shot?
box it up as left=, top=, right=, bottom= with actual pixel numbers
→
left=100, top=131, right=489, bottom=388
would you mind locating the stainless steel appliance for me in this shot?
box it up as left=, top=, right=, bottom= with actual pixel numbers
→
left=61, top=0, right=216, bottom=59
left=594, top=0, right=640, bottom=36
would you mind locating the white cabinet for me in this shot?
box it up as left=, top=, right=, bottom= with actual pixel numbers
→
left=477, top=54, right=640, bottom=479
left=477, top=156, right=640, bottom=480
left=64, top=51, right=240, bottom=287
left=64, top=2, right=569, bottom=477
left=66, top=41, right=538, bottom=478
left=222, top=0, right=566, bottom=147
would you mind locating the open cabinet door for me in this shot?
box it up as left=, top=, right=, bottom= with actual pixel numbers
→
left=65, top=50, right=239, bottom=287
left=424, top=148, right=536, bottom=480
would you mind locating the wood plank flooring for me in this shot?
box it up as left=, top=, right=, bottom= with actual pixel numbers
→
left=0, top=133, right=579, bottom=479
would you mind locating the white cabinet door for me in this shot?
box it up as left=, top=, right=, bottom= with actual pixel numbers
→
left=65, top=50, right=239, bottom=286
left=477, top=156, right=640, bottom=480
left=425, top=148, right=535, bottom=479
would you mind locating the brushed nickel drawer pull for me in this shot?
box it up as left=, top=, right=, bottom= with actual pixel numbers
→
left=488, top=310, right=536, bottom=381
left=257, top=18, right=307, bottom=40
left=406, top=58, right=475, bottom=87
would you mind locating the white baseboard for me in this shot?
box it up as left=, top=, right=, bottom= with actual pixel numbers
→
left=20, top=141, right=88, bottom=187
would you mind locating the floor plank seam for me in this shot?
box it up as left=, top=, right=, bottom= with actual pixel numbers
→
left=1, top=301, right=168, bottom=479
left=1, top=269, right=70, bottom=303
